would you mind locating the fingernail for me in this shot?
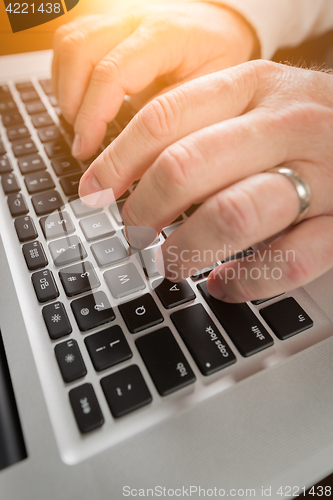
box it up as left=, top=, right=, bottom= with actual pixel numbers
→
left=72, top=133, right=82, bottom=157
left=207, top=275, right=229, bottom=301
left=79, top=173, right=103, bottom=206
left=125, top=226, right=159, bottom=250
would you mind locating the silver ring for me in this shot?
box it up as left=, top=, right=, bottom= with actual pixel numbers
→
left=266, top=166, right=311, bottom=225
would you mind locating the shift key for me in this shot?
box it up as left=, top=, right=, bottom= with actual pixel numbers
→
left=198, top=281, right=273, bottom=357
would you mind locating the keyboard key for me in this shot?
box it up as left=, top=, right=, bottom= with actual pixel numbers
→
left=0, top=99, right=17, bottom=114
left=1, top=173, right=20, bottom=194
left=32, top=190, right=64, bottom=216
left=49, top=235, right=87, bottom=266
left=58, top=114, right=74, bottom=133
left=14, top=215, right=38, bottom=242
left=252, top=294, right=283, bottom=306
left=191, top=264, right=217, bottom=281
left=69, top=383, right=104, bottom=433
left=260, top=297, right=313, bottom=340
left=25, top=171, right=55, bottom=194
left=37, top=125, right=60, bottom=142
left=71, top=290, right=115, bottom=330
left=0, top=156, right=12, bottom=174
left=69, top=196, right=102, bottom=218
left=44, top=140, right=70, bottom=158
left=7, top=192, right=28, bottom=217
left=39, top=79, right=53, bottom=95
left=91, top=236, right=128, bottom=268
left=85, top=325, right=132, bottom=371
left=59, top=173, right=81, bottom=196
left=171, top=304, right=236, bottom=375
left=31, top=269, right=59, bottom=303
left=119, top=293, right=164, bottom=333
left=55, top=339, right=87, bottom=383
left=0, top=84, right=12, bottom=100
left=59, top=261, right=100, bottom=297
left=7, top=124, right=30, bottom=142
left=154, top=279, right=195, bottom=309
left=2, top=111, right=24, bottom=128
left=31, top=113, right=54, bottom=128
left=42, top=301, right=72, bottom=339
left=26, top=101, right=46, bottom=115
left=0, top=141, right=6, bottom=155
left=79, top=213, right=115, bottom=241
left=139, top=247, right=160, bottom=278
left=12, top=138, right=38, bottom=157
left=52, top=156, right=80, bottom=176
left=40, top=210, right=75, bottom=239
left=16, top=81, right=34, bottom=92
left=104, top=262, right=146, bottom=299
left=20, top=90, right=39, bottom=102
left=18, top=154, right=46, bottom=174
left=198, top=281, right=274, bottom=357
left=101, top=365, right=152, bottom=418
left=136, top=327, right=196, bottom=396
left=22, top=241, right=48, bottom=270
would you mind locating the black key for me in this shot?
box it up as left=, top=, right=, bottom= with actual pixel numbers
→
left=59, top=261, right=100, bottom=297
left=117, top=189, right=130, bottom=201
left=119, top=293, right=164, bottom=333
left=171, top=304, right=236, bottom=376
left=71, top=290, right=115, bottom=330
left=85, top=325, right=132, bottom=371
left=154, top=279, right=195, bottom=309
left=55, top=339, right=87, bottom=383
left=49, top=235, right=87, bottom=267
left=31, top=113, right=54, bottom=128
left=1, top=173, right=20, bottom=194
left=184, top=204, right=201, bottom=217
left=37, top=125, right=60, bottom=143
left=14, top=215, right=38, bottom=242
left=20, top=90, right=39, bottom=102
left=198, top=281, right=274, bottom=357
left=16, top=81, right=34, bottom=92
left=22, top=241, right=48, bottom=270
left=0, top=141, right=6, bottom=155
left=69, top=196, right=102, bottom=218
left=91, top=236, right=128, bottom=268
left=7, top=192, right=28, bottom=217
left=101, top=365, right=152, bottom=418
left=18, top=154, right=46, bottom=174
left=58, top=114, right=73, bottom=133
left=252, top=294, right=283, bottom=306
left=0, top=99, right=17, bottom=114
left=191, top=264, right=217, bottom=281
left=60, top=173, right=81, bottom=196
left=7, top=124, right=30, bottom=142
left=51, top=156, right=80, bottom=176
left=69, top=383, right=104, bottom=433
left=40, top=210, right=75, bottom=240
left=48, top=94, right=58, bottom=107
left=25, top=171, right=55, bottom=194
left=26, top=101, right=46, bottom=115
left=260, top=297, right=313, bottom=340
left=0, top=84, right=11, bottom=100
left=136, top=327, right=196, bottom=396
left=44, top=140, right=70, bottom=158
left=79, top=213, right=115, bottom=241
left=12, top=138, right=38, bottom=157
left=2, top=111, right=24, bottom=128
left=42, top=301, right=72, bottom=339
left=39, top=79, right=53, bottom=95
left=31, top=269, right=59, bottom=303
left=0, top=156, right=12, bottom=174
left=32, top=190, right=64, bottom=216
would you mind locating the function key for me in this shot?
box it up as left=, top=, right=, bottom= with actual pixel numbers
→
left=2, top=111, right=24, bottom=128
left=79, top=213, right=115, bottom=241
left=171, top=304, right=236, bottom=376
left=69, top=383, right=104, bottom=434
left=154, top=279, right=195, bottom=309
left=22, top=241, right=48, bottom=270
left=118, top=293, right=164, bottom=333
left=20, top=90, right=39, bottom=103
left=85, top=325, right=132, bottom=371
left=26, top=101, right=46, bottom=115
left=7, top=192, right=28, bottom=217
left=71, top=290, right=115, bottom=331
left=37, top=125, right=60, bottom=142
left=31, top=269, right=59, bottom=303
left=14, top=215, right=38, bottom=242
left=252, top=294, right=283, bottom=306
left=18, top=154, right=46, bottom=174
left=40, top=210, right=75, bottom=240
left=104, top=262, right=145, bottom=299
left=1, top=173, right=20, bottom=194
left=59, top=261, right=100, bottom=297
left=59, top=173, right=81, bottom=196
left=198, top=281, right=274, bottom=357
left=136, top=327, right=196, bottom=396
left=7, top=124, right=30, bottom=142
left=0, top=156, right=12, bottom=174
left=31, top=113, right=54, bottom=128
left=69, top=196, right=102, bottom=218
left=55, top=339, right=87, bottom=383
left=42, top=301, right=72, bottom=340
left=15, top=81, right=34, bottom=92
left=44, top=139, right=70, bottom=158
left=0, top=99, right=18, bottom=114
left=31, top=190, right=64, bottom=216
left=12, top=138, right=38, bottom=157
left=25, top=171, right=55, bottom=194
left=91, top=236, right=128, bottom=268
left=51, top=156, right=80, bottom=177
left=260, top=297, right=313, bottom=340
left=49, top=235, right=87, bottom=267
left=101, top=365, right=152, bottom=418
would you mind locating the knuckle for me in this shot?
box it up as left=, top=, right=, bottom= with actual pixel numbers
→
left=104, top=144, right=129, bottom=185
left=153, top=143, right=193, bottom=195
left=91, top=59, right=121, bottom=86
left=138, top=94, right=179, bottom=141
left=59, top=31, right=86, bottom=57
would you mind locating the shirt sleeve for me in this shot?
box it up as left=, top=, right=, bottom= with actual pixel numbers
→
left=200, top=0, right=333, bottom=59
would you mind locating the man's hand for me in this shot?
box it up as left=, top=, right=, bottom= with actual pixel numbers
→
left=52, top=2, right=257, bottom=159
left=79, top=60, right=333, bottom=302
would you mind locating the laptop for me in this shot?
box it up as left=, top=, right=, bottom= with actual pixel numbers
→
left=1, top=49, right=333, bottom=500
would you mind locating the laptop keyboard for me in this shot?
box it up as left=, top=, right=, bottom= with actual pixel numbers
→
left=0, top=77, right=323, bottom=461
